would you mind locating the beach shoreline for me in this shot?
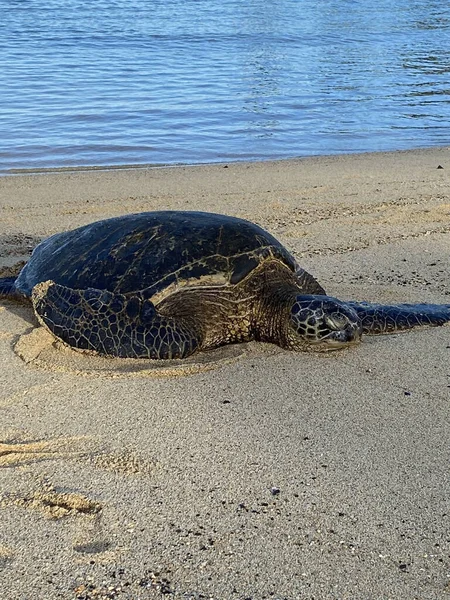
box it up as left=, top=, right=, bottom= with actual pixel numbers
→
left=0, top=148, right=449, bottom=599
left=2, top=145, right=448, bottom=177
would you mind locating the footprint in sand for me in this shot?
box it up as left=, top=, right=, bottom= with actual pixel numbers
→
left=1, top=479, right=118, bottom=561
left=71, top=510, right=118, bottom=560
left=1, top=433, right=154, bottom=561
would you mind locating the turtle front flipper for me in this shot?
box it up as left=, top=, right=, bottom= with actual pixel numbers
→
left=32, top=281, right=200, bottom=359
left=346, top=301, right=450, bottom=335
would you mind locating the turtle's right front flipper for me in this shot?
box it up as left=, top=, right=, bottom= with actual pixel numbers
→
left=32, top=281, right=201, bottom=359
left=346, top=301, right=450, bottom=335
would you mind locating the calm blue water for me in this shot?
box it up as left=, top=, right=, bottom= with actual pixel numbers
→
left=1, top=0, right=449, bottom=172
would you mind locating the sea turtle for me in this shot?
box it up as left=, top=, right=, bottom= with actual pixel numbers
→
left=0, top=211, right=449, bottom=359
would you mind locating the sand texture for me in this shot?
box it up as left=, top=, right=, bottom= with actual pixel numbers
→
left=0, top=149, right=449, bottom=599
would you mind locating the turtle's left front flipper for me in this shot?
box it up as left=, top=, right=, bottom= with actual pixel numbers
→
left=347, top=301, right=450, bottom=335
left=32, top=280, right=200, bottom=359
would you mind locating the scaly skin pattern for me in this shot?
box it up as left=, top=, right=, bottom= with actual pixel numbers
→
left=32, top=281, right=199, bottom=359
left=31, top=277, right=450, bottom=359
left=346, top=301, right=450, bottom=334
left=286, top=295, right=362, bottom=350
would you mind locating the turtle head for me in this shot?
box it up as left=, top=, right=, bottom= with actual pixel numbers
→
left=287, top=295, right=362, bottom=351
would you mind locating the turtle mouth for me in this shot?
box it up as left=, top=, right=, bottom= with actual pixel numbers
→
left=305, top=338, right=360, bottom=352
left=306, top=323, right=363, bottom=351
left=305, top=337, right=361, bottom=352
left=318, top=337, right=361, bottom=351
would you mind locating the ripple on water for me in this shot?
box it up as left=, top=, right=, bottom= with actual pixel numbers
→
left=1, top=0, right=449, bottom=171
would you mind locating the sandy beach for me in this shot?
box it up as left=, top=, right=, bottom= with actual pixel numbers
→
left=0, top=149, right=449, bottom=599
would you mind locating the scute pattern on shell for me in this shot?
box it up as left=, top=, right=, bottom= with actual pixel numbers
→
left=14, top=211, right=321, bottom=299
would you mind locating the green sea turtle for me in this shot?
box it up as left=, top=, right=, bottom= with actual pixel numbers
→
left=0, top=211, right=449, bottom=359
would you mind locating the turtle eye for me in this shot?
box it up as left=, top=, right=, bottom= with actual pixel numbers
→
left=324, top=313, right=348, bottom=331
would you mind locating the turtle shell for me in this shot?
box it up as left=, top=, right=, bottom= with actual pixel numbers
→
left=15, top=211, right=321, bottom=298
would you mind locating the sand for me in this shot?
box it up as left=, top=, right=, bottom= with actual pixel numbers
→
left=0, top=148, right=449, bottom=600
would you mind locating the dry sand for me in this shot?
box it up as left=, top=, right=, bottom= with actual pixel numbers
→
left=0, top=148, right=449, bottom=600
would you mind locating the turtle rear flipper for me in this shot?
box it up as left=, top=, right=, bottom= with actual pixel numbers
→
left=32, top=281, right=200, bottom=359
left=0, top=261, right=29, bottom=300
left=0, top=277, right=18, bottom=298
left=0, top=277, right=30, bottom=303
left=347, top=301, right=450, bottom=335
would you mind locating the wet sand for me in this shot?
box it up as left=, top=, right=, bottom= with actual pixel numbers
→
left=0, top=149, right=449, bottom=599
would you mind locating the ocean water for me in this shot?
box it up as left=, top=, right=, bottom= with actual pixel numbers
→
left=1, top=0, right=449, bottom=172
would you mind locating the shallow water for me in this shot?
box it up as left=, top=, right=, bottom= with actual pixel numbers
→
left=1, top=0, right=449, bottom=172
